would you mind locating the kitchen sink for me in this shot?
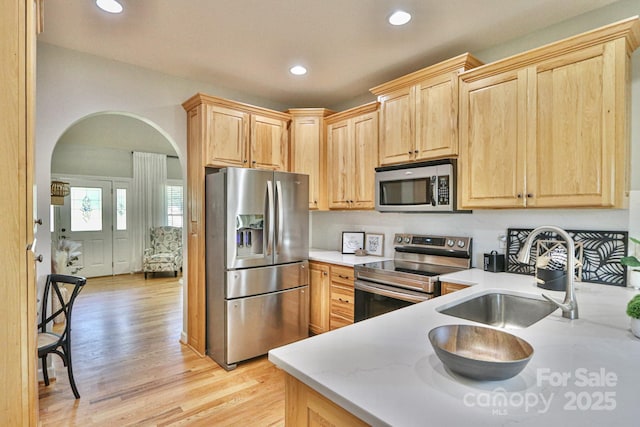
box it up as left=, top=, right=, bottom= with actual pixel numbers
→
left=437, top=291, right=558, bottom=329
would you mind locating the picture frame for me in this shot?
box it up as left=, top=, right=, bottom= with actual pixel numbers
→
left=365, top=233, right=385, bottom=256
left=342, top=231, right=365, bottom=254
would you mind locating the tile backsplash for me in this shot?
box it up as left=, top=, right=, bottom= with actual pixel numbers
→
left=310, top=207, right=631, bottom=270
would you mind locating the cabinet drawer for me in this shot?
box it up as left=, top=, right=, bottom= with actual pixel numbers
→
left=331, top=265, right=354, bottom=282
left=330, top=283, right=354, bottom=329
left=331, top=284, right=354, bottom=307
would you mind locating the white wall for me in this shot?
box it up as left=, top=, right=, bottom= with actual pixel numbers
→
left=52, top=143, right=182, bottom=179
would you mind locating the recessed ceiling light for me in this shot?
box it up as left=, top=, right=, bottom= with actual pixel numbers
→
left=290, top=65, right=307, bottom=76
left=388, top=10, right=411, bottom=26
left=96, top=0, right=123, bottom=14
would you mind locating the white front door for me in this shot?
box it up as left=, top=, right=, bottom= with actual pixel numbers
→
left=58, top=178, right=114, bottom=277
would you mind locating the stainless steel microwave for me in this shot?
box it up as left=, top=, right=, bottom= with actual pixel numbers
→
left=375, top=160, right=467, bottom=213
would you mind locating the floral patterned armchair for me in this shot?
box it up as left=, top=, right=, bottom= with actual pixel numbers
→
left=143, top=226, right=182, bottom=279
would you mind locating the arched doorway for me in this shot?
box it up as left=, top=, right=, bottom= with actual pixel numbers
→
left=50, top=111, right=183, bottom=278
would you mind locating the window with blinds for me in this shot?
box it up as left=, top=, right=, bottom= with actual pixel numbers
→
left=167, top=185, right=183, bottom=227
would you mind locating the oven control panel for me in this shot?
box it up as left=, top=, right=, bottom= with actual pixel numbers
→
left=394, top=233, right=471, bottom=256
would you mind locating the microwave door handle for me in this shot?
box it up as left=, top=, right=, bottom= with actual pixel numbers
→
left=275, top=180, right=283, bottom=255
left=266, top=180, right=274, bottom=256
left=430, top=176, right=437, bottom=206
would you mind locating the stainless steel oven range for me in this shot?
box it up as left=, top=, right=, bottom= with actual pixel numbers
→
left=354, top=233, right=472, bottom=322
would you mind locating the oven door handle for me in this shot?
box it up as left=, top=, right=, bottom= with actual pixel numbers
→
left=355, top=280, right=430, bottom=304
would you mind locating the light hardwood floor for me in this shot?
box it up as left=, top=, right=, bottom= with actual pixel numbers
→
left=38, top=274, right=285, bottom=426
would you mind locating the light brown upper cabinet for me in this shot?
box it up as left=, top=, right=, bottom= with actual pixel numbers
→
left=458, top=17, right=640, bottom=209
left=183, top=93, right=290, bottom=171
left=371, top=53, right=483, bottom=166
left=326, top=102, right=379, bottom=210
left=288, top=108, right=335, bottom=210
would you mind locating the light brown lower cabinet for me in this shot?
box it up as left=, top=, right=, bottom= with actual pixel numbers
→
left=309, top=262, right=331, bottom=335
left=440, top=281, right=470, bottom=295
left=309, top=262, right=355, bottom=334
left=329, top=265, right=355, bottom=330
left=285, top=374, right=369, bottom=427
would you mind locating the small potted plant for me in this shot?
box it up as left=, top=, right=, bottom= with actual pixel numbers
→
left=621, top=237, right=640, bottom=289
left=627, top=294, right=640, bottom=338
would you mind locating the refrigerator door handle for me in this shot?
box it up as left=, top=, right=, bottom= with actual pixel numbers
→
left=266, top=180, right=274, bottom=256
left=275, top=180, right=284, bottom=255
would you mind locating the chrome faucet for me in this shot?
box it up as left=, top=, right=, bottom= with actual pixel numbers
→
left=517, top=225, right=578, bottom=320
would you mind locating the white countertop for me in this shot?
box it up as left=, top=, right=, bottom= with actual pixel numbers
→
left=269, top=269, right=640, bottom=426
left=309, top=248, right=392, bottom=267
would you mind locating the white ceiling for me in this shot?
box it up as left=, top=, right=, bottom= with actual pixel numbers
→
left=38, top=0, right=621, bottom=109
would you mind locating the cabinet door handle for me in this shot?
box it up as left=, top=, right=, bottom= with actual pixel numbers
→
left=517, top=194, right=522, bottom=198
left=338, top=297, right=350, bottom=303
left=526, top=193, right=533, bottom=198
left=35, top=254, right=43, bottom=263
left=243, top=159, right=248, bottom=163
left=414, top=150, right=419, bottom=154
left=338, top=274, right=351, bottom=279
left=323, top=271, right=328, bottom=276
left=33, top=218, right=42, bottom=233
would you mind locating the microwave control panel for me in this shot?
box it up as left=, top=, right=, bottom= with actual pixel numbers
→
left=437, top=175, right=450, bottom=205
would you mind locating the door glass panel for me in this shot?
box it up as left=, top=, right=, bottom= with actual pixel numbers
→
left=116, top=188, right=127, bottom=230
left=236, top=214, right=263, bottom=258
left=70, top=187, right=103, bottom=231
left=379, top=177, right=430, bottom=205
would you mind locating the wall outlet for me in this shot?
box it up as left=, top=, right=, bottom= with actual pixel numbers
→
left=498, top=234, right=507, bottom=250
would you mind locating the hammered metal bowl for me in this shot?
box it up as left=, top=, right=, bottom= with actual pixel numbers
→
left=428, top=324, right=534, bottom=381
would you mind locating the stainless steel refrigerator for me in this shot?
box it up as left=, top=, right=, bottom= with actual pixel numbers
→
left=205, top=167, right=309, bottom=370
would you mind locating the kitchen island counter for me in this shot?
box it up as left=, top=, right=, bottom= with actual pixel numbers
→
left=269, top=269, right=640, bottom=426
